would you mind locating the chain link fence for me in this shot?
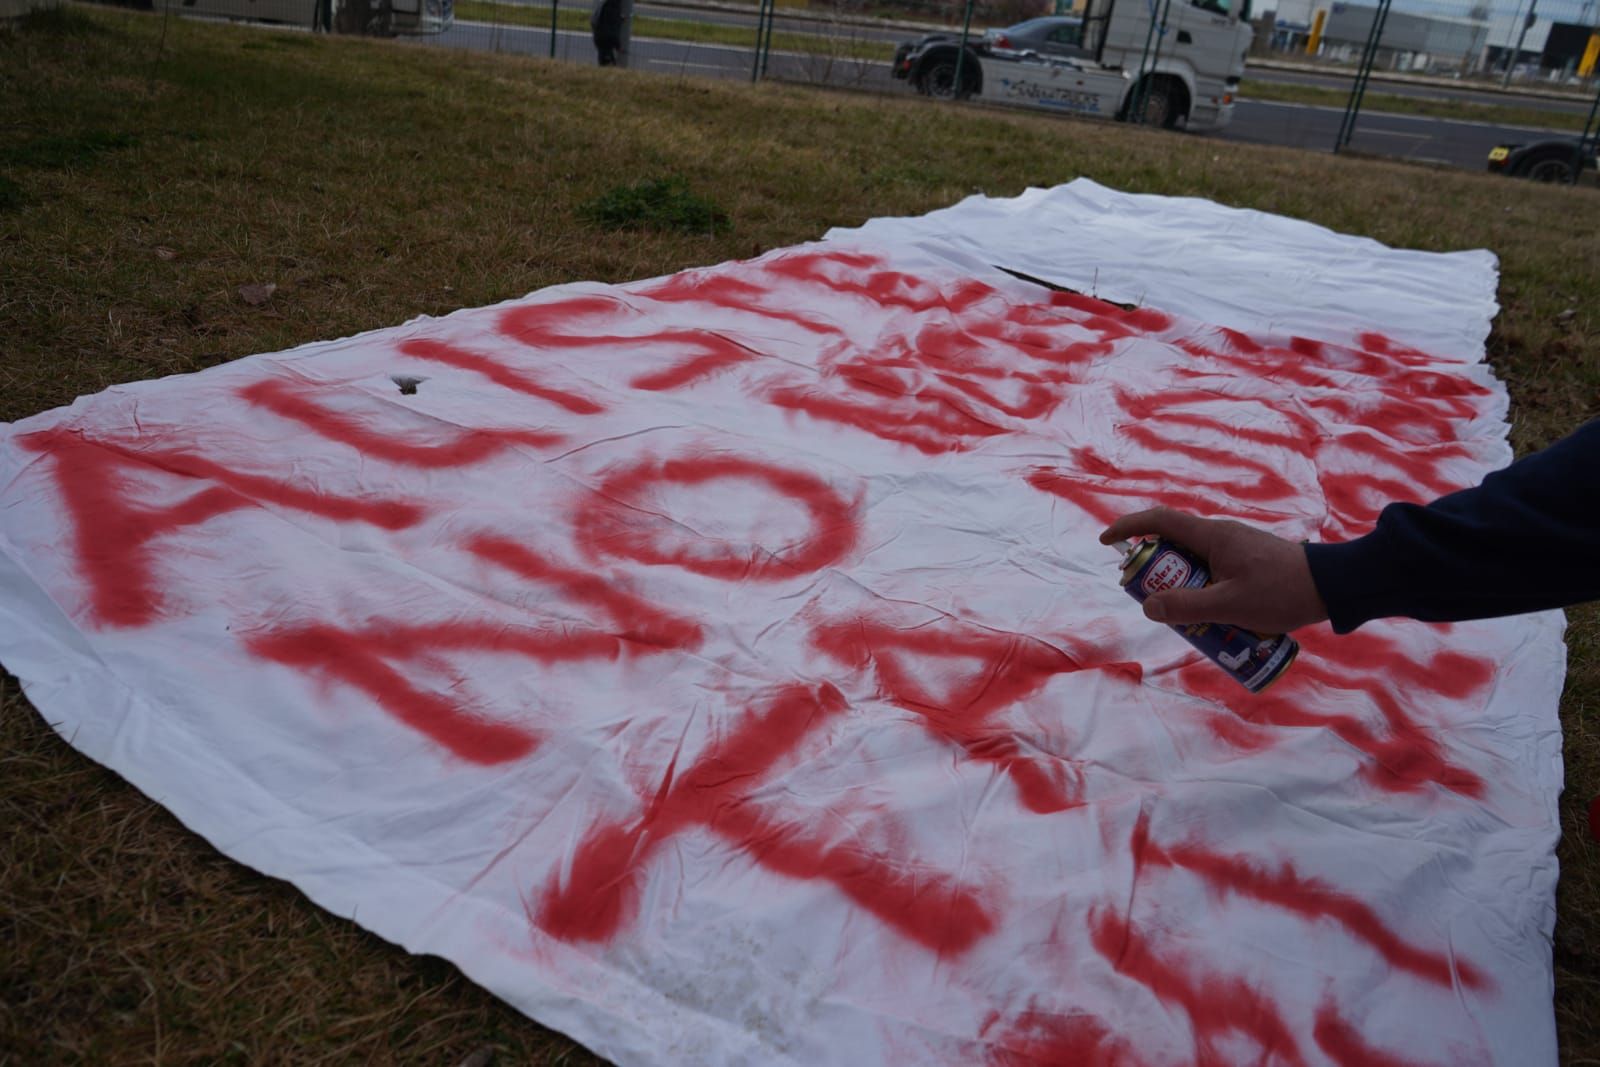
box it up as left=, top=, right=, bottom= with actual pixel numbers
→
left=1238, top=0, right=1600, bottom=173
left=56, top=0, right=1600, bottom=178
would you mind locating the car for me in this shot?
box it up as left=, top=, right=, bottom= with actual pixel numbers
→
left=1487, top=138, right=1596, bottom=183
left=892, top=16, right=1086, bottom=97
left=980, top=15, right=1088, bottom=58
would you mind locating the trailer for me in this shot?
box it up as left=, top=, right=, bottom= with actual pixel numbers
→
left=894, top=0, right=1252, bottom=132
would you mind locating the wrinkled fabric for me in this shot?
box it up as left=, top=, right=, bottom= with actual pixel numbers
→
left=0, top=181, right=1563, bottom=1066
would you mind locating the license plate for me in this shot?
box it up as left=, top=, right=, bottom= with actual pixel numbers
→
left=1488, top=146, right=1510, bottom=162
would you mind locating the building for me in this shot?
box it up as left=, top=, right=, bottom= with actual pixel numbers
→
left=1317, top=2, right=1489, bottom=72
left=1484, top=13, right=1599, bottom=77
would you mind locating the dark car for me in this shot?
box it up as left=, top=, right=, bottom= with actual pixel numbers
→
left=1487, top=137, right=1596, bottom=183
left=892, top=15, right=1085, bottom=99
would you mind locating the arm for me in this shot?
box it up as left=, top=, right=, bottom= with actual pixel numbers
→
left=1098, top=419, right=1600, bottom=634
left=1305, top=419, right=1600, bottom=632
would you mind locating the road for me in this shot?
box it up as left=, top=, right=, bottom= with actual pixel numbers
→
left=427, top=20, right=896, bottom=86
left=1224, top=97, right=1570, bottom=168
left=422, top=19, right=1575, bottom=169
left=1243, top=65, right=1594, bottom=118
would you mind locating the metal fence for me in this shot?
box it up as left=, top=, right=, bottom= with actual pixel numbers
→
left=1242, top=0, right=1600, bottom=172
left=73, top=0, right=1600, bottom=178
left=108, top=0, right=939, bottom=86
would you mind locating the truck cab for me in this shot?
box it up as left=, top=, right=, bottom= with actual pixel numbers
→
left=1086, top=0, right=1252, bottom=129
left=896, top=0, right=1251, bottom=132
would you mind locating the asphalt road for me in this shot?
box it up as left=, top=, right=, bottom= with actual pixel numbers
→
left=422, top=20, right=1573, bottom=170
left=428, top=21, right=892, bottom=86
left=1243, top=65, right=1593, bottom=117
left=1224, top=97, right=1570, bottom=168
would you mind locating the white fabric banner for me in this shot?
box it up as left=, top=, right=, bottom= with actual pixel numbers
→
left=0, top=181, right=1563, bottom=1066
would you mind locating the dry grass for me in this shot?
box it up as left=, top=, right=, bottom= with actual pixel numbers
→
left=1, top=4, right=1598, bottom=1062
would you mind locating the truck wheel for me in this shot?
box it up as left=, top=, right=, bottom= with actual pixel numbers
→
left=1520, top=151, right=1579, bottom=183
left=921, top=58, right=972, bottom=101
left=1131, top=78, right=1173, bottom=127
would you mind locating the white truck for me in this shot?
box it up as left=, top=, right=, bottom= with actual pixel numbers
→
left=892, top=0, right=1253, bottom=132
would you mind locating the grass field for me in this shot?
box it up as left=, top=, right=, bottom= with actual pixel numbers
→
left=2, top=4, right=1598, bottom=1062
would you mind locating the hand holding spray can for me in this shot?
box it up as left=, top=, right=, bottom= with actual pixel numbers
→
left=1114, top=538, right=1298, bottom=693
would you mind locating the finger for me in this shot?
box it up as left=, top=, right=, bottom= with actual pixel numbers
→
left=1100, top=507, right=1217, bottom=555
left=1144, top=583, right=1236, bottom=626
left=1098, top=508, right=1173, bottom=544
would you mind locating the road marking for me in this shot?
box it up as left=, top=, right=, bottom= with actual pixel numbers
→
left=1355, top=128, right=1432, bottom=139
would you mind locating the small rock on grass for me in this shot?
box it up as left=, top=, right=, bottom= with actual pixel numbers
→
left=238, top=282, right=276, bottom=306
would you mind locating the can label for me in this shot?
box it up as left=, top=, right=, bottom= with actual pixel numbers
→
left=1120, top=539, right=1297, bottom=694
left=1140, top=550, right=1193, bottom=595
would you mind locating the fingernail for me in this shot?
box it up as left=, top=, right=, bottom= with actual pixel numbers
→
left=1146, top=600, right=1166, bottom=622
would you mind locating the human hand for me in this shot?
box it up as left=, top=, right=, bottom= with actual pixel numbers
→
left=1099, top=508, right=1329, bottom=634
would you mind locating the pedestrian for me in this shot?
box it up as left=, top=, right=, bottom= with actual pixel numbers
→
left=591, top=0, right=623, bottom=66
left=1097, top=418, right=1600, bottom=634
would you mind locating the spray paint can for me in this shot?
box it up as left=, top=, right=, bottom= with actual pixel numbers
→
left=1115, top=538, right=1298, bottom=693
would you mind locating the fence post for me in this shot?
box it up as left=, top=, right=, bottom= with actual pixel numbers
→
left=752, top=0, right=771, bottom=81
left=952, top=0, right=975, bottom=99
left=1334, top=0, right=1391, bottom=152
left=549, top=0, right=557, bottom=58
left=760, top=0, right=776, bottom=78
left=1578, top=79, right=1600, bottom=178
left=1130, top=0, right=1161, bottom=122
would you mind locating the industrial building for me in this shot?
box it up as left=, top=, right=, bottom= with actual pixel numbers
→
left=1262, top=0, right=1597, bottom=76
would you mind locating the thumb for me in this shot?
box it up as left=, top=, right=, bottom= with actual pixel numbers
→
left=1144, top=583, right=1233, bottom=626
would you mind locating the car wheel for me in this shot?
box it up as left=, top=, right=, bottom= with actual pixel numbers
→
left=1523, top=154, right=1579, bottom=183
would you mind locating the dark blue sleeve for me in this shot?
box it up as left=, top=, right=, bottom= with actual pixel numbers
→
left=1304, top=419, right=1600, bottom=633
